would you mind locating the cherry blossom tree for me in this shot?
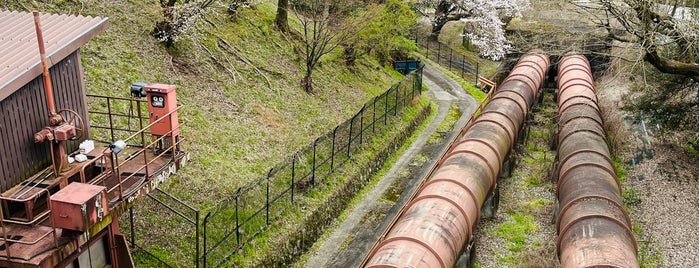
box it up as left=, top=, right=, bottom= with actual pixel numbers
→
left=415, top=0, right=529, bottom=60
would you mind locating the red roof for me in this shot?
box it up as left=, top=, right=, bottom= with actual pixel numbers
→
left=0, top=10, right=108, bottom=101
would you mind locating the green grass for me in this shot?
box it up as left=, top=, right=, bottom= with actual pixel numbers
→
left=622, top=188, right=642, bottom=205
left=522, top=199, right=552, bottom=213
left=682, top=136, right=698, bottom=155
left=437, top=103, right=462, bottom=133
left=475, top=92, right=558, bottom=267
left=490, top=213, right=537, bottom=253
left=236, top=95, right=433, bottom=267
left=293, top=96, right=435, bottom=267
left=613, top=155, right=629, bottom=183
left=633, top=223, right=664, bottom=267
left=0, top=0, right=401, bottom=207
left=426, top=102, right=459, bottom=144
left=0, top=0, right=422, bottom=266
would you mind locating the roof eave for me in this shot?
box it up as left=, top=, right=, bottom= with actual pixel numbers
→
left=0, top=16, right=109, bottom=102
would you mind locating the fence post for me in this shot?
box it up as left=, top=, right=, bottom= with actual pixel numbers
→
left=292, top=154, right=297, bottom=203
left=372, top=98, right=377, bottom=133
left=476, top=62, right=480, bottom=88
left=412, top=73, right=416, bottom=98
left=266, top=169, right=272, bottom=225
left=384, top=92, right=388, bottom=125
left=107, top=99, right=115, bottom=142
left=403, top=80, right=407, bottom=108
left=129, top=207, right=135, bottom=246
left=195, top=210, right=200, bottom=268
left=449, top=48, right=453, bottom=71
left=394, top=86, right=399, bottom=116
left=330, top=128, right=337, bottom=171
left=461, top=55, right=465, bottom=79
left=359, top=104, right=365, bottom=147
left=418, top=66, right=423, bottom=95
left=235, top=188, right=241, bottom=248
left=202, top=212, right=211, bottom=268
left=312, top=139, right=317, bottom=185
left=348, top=116, right=353, bottom=157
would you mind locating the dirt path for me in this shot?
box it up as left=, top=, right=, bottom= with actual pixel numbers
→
left=298, top=64, right=476, bottom=268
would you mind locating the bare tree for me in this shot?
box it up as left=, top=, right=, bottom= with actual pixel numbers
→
left=293, top=0, right=353, bottom=93
left=275, top=0, right=290, bottom=33
left=574, top=0, right=699, bottom=78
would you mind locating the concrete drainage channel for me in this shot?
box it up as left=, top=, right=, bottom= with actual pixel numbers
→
left=299, top=63, right=477, bottom=268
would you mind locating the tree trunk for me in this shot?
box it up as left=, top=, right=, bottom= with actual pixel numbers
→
left=275, top=0, right=289, bottom=33
left=430, top=1, right=452, bottom=41
left=302, top=69, right=314, bottom=94
left=343, top=44, right=357, bottom=66
left=430, top=22, right=446, bottom=41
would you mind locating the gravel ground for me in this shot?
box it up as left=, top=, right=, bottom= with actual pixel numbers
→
left=472, top=91, right=560, bottom=268
left=596, top=62, right=699, bottom=267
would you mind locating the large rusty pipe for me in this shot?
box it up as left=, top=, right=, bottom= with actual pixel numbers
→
left=364, top=51, right=549, bottom=268
left=555, top=54, right=638, bottom=267
left=33, top=11, right=57, bottom=116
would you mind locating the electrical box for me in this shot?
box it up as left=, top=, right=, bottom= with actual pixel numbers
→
left=50, top=183, right=108, bottom=232
left=144, top=83, right=180, bottom=137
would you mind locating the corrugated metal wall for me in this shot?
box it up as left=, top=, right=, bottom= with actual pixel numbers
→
left=0, top=51, right=90, bottom=192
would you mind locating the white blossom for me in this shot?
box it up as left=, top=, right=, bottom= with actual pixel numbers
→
left=418, top=0, right=530, bottom=60
left=456, top=0, right=529, bottom=60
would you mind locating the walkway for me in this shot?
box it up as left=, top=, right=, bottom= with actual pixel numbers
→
left=301, top=63, right=477, bottom=268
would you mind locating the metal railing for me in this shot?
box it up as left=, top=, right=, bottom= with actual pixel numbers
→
left=0, top=94, right=187, bottom=265
left=86, top=101, right=185, bottom=207
left=86, top=95, right=150, bottom=147
left=87, top=94, right=194, bottom=266
left=0, top=188, right=59, bottom=262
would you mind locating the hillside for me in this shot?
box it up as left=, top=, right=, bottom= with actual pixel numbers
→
left=0, top=0, right=402, bottom=208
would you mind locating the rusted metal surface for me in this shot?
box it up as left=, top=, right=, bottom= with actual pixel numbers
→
left=555, top=54, right=638, bottom=267
left=0, top=51, right=91, bottom=192
left=50, top=183, right=108, bottom=232
left=0, top=10, right=105, bottom=192
left=32, top=11, right=56, bottom=116
left=363, top=51, right=549, bottom=268
left=0, top=106, right=188, bottom=267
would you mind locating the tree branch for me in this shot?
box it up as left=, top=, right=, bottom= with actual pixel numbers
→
left=644, top=49, right=699, bottom=78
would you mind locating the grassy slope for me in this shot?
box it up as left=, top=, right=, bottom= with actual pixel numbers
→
left=0, top=0, right=400, bottom=209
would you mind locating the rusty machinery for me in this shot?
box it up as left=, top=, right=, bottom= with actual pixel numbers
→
left=128, top=82, right=181, bottom=152
left=0, top=10, right=188, bottom=268
left=30, top=11, right=85, bottom=182
left=361, top=51, right=550, bottom=268
left=554, top=54, right=638, bottom=267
